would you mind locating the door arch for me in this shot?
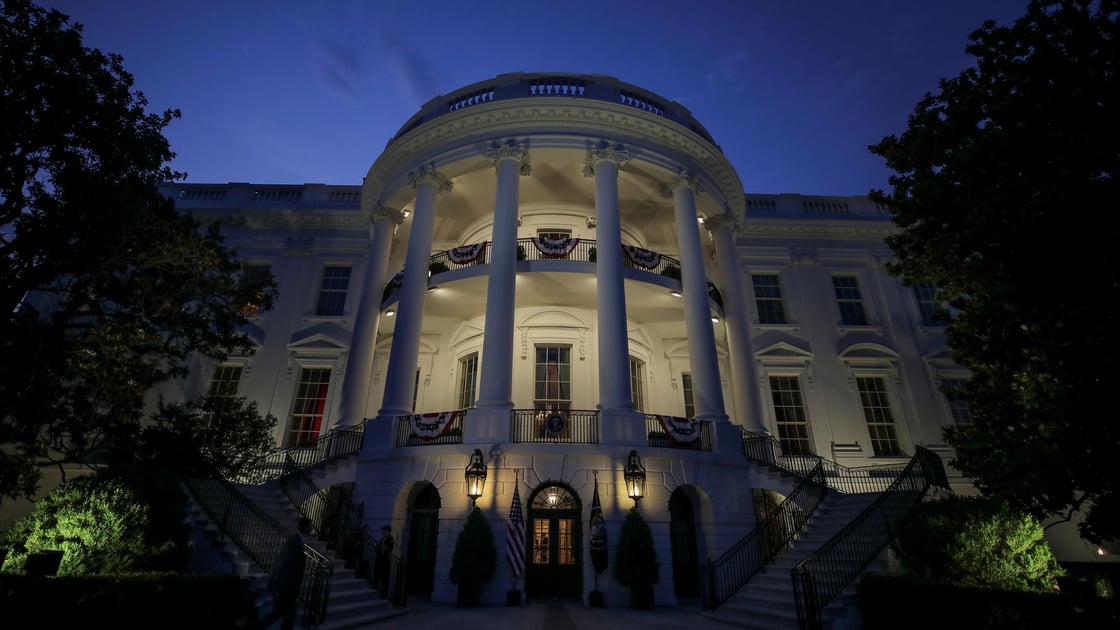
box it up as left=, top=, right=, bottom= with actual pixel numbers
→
left=669, top=489, right=700, bottom=598
left=406, top=483, right=441, bottom=597
left=526, top=482, right=583, bottom=599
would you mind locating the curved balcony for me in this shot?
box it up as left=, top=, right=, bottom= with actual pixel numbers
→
left=381, top=238, right=724, bottom=311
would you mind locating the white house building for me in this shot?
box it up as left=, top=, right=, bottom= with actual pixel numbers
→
left=148, top=73, right=1108, bottom=626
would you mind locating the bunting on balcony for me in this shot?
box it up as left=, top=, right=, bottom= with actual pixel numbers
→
left=447, top=241, right=487, bottom=264
left=623, top=245, right=661, bottom=269
left=531, top=235, right=579, bottom=257
left=657, top=414, right=701, bottom=445
left=408, top=411, right=460, bottom=441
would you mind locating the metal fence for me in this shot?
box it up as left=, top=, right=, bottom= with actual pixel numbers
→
left=644, top=414, right=713, bottom=451
left=394, top=411, right=466, bottom=447
left=511, top=408, right=600, bottom=444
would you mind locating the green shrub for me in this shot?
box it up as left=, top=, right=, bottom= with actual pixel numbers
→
left=2, top=476, right=158, bottom=576
left=614, top=508, right=659, bottom=588
left=448, top=507, right=496, bottom=586
left=890, top=495, right=1063, bottom=592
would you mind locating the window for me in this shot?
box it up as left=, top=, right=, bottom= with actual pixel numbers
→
left=940, top=378, right=973, bottom=425
left=457, top=353, right=478, bottom=410
left=629, top=357, right=645, bottom=412
left=238, top=264, right=272, bottom=316
left=832, top=275, right=867, bottom=326
left=206, top=364, right=243, bottom=398
left=534, top=346, right=571, bottom=412
left=681, top=373, right=695, bottom=418
left=912, top=281, right=945, bottom=327
left=770, top=376, right=812, bottom=455
left=537, top=229, right=571, bottom=241
left=752, top=273, right=786, bottom=324
left=288, top=367, right=331, bottom=448
left=857, top=376, right=903, bottom=456
left=316, top=266, right=351, bottom=316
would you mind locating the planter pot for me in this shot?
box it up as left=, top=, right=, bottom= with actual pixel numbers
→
left=589, top=590, right=605, bottom=608
left=630, top=584, right=654, bottom=609
left=457, top=583, right=482, bottom=607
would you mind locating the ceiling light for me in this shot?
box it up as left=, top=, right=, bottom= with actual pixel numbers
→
left=385, top=309, right=396, bottom=317
left=669, top=290, right=682, bottom=298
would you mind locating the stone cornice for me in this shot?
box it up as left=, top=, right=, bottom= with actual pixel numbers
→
left=741, top=218, right=898, bottom=240
left=361, top=98, right=745, bottom=217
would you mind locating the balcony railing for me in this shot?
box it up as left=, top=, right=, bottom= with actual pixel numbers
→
left=644, top=414, right=712, bottom=451
left=741, top=428, right=909, bottom=494
left=394, top=411, right=466, bottom=447
left=511, top=409, right=599, bottom=444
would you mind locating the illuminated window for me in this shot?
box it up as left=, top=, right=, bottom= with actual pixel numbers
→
left=629, top=357, right=645, bottom=412
left=832, top=275, right=867, bottom=326
left=752, top=273, right=786, bottom=324
left=316, top=266, right=351, bottom=316
left=237, top=263, right=271, bottom=316
left=857, top=376, right=903, bottom=456
left=770, top=375, right=812, bottom=455
left=940, top=378, right=973, bottom=425
left=534, top=346, right=571, bottom=412
left=681, top=373, right=695, bottom=419
left=457, top=353, right=478, bottom=410
left=288, top=367, right=330, bottom=448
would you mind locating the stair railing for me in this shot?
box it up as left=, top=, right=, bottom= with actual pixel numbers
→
left=791, top=446, right=949, bottom=630
left=741, top=428, right=910, bottom=494
left=236, top=419, right=369, bottom=485
left=182, top=476, right=333, bottom=627
left=700, top=461, right=828, bottom=610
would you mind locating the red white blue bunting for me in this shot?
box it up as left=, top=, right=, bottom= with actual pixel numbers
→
left=623, top=245, right=662, bottom=269
left=657, top=414, right=701, bottom=444
left=448, top=241, right=487, bottom=264
left=408, top=411, right=460, bottom=440
left=532, top=235, right=580, bottom=257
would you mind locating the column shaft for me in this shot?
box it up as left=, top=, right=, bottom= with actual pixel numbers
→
left=594, top=158, right=633, bottom=412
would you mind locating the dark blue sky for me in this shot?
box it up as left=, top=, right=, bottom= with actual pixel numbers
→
left=45, top=0, right=1029, bottom=196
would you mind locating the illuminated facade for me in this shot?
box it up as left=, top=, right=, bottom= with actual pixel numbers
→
left=154, top=73, right=1012, bottom=616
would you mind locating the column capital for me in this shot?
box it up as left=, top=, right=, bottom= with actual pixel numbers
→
left=370, top=205, right=407, bottom=225
left=487, top=143, right=532, bottom=176
left=660, top=171, right=703, bottom=197
left=408, top=164, right=453, bottom=192
left=703, top=211, right=742, bottom=235
left=582, top=145, right=630, bottom=177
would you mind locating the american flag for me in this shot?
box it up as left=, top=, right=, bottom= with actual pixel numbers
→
left=507, top=484, right=526, bottom=578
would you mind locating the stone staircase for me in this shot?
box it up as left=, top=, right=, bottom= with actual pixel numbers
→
left=185, top=458, right=407, bottom=629
left=701, top=492, right=882, bottom=630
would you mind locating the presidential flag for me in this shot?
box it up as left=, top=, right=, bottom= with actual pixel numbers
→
left=507, top=484, right=526, bottom=578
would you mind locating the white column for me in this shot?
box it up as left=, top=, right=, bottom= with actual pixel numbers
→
left=337, top=206, right=405, bottom=427
left=664, top=172, right=728, bottom=423
left=376, top=165, right=451, bottom=421
left=585, top=146, right=633, bottom=412
left=706, top=212, right=765, bottom=432
left=476, top=145, right=531, bottom=410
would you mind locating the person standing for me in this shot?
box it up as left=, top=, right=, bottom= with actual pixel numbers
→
left=260, top=517, right=311, bottom=630
left=374, top=525, right=394, bottom=599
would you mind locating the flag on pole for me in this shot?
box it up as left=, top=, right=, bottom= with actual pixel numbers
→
left=589, top=472, right=608, bottom=574
left=507, top=480, right=526, bottom=578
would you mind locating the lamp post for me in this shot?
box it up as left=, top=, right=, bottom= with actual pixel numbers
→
left=623, top=450, right=646, bottom=506
left=465, top=448, right=487, bottom=507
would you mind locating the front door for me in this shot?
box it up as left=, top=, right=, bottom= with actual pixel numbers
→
left=669, top=490, right=700, bottom=598
left=406, top=484, right=440, bottom=597
left=526, top=484, right=582, bottom=599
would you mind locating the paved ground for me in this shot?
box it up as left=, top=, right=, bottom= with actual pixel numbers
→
left=369, top=599, right=738, bottom=630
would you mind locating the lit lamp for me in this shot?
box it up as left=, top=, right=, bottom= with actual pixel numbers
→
left=623, top=450, right=646, bottom=505
left=465, top=448, right=487, bottom=507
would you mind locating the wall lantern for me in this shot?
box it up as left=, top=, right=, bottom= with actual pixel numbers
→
left=623, top=450, right=646, bottom=505
left=465, top=448, right=487, bottom=506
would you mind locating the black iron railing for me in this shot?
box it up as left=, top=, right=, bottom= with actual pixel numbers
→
left=644, top=414, right=713, bottom=452
left=182, top=477, right=333, bottom=627
left=347, top=529, right=408, bottom=608
left=235, top=419, right=368, bottom=485
left=511, top=409, right=599, bottom=444
left=700, top=462, right=828, bottom=610
left=741, top=428, right=909, bottom=494
left=791, top=447, right=948, bottom=630
left=394, top=411, right=466, bottom=447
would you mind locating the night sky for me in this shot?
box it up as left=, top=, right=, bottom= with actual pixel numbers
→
left=44, top=0, right=1029, bottom=196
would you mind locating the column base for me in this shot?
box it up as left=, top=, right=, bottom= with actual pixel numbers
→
left=464, top=407, right=513, bottom=443
left=599, top=409, right=646, bottom=445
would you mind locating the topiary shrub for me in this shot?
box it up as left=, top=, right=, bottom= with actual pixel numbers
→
left=614, top=508, right=659, bottom=608
left=890, top=494, right=1064, bottom=593
left=2, top=475, right=158, bottom=576
left=448, top=506, right=497, bottom=606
